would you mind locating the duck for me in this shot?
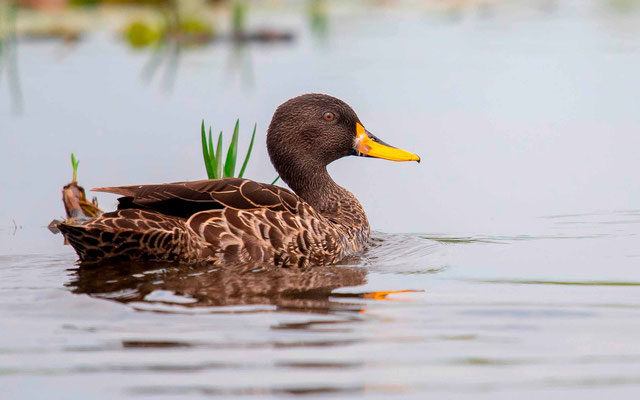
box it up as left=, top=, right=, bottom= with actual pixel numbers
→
left=58, top=94, right=420, bottom=268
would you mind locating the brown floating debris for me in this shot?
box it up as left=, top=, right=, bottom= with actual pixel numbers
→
left=62, top=181, right=102, bottom=222
left=50, top=180, right=102, bottom=242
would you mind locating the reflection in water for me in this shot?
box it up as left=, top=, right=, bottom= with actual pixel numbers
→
left=224, top=42, right=255, bottom=90
left=66, top=232, right=436, bottom=314
left=130, top=384, right=368, bottom=397
left=138, top=6, right=186, bottom=92
left=141, top=40, right=182, bottom=92
left=67, top=261, right=373, bottom=313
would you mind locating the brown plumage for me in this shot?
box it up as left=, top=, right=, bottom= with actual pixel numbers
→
left=58, top=94, right=419, bottom=267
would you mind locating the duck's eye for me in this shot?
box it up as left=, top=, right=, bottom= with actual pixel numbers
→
left=323, top=112, right=335, bottom=121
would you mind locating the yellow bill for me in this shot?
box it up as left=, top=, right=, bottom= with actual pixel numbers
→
left=354, top=123, right=420, bottom=162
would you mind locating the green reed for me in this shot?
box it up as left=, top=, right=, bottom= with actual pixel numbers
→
left=71, top=153, right=80, bottom=183
left=201, top=119, right=256, bottom=180
left=201, top=120, right=279, bottom=184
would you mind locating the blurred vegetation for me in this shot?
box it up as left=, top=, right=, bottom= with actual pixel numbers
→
left=7, top=0, right=636, bottom=56
left=0, top=0, right=23, bottom=114
left=608, top=0, right=640, bottom=12
left=10, top=0, right=638, bottom=51
left=125, top=20, right=161, bottom=47
left=124, top=14, right=214, bottom=48
left=308, top=0, right=327, bottom=37
left=68, top=0, right=99, bottom=6
left=231, top=0, right=246, bottom=37
left=9, top=0, right=299, bottom=47
left=5, top=0, right=640, bottom=104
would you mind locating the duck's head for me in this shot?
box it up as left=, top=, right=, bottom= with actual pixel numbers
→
left=267, top=93, right=420, bottom=180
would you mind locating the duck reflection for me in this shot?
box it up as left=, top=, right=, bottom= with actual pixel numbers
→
left=67, top=262, right=375, bottom=313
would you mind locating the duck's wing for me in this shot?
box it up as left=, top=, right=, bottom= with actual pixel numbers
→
left=93, top=178, right=301, bottom=218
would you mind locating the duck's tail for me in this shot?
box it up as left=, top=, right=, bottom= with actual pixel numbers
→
left=58, top=209, right=188, bottom=263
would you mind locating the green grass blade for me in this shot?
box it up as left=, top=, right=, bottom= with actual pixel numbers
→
left=271, top=176, right=280, bottom=185
left=70, top=153, right=80, bottom=183
left=224, top=119, right=240, bottom=177
left=238, top=123, right=256, bottom=178
left=216, top=131, right=223, bottom=179
left=208, top=127, right=218, bottom=179
left=201, top=121, right=214, bottom=179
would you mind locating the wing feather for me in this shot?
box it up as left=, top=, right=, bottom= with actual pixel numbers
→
left=93, top=178, right=302, bottom=219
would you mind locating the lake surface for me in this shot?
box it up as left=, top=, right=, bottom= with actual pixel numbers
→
left=1, top=1, right=640, bottom=398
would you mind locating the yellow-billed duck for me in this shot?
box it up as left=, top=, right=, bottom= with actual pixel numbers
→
left=59, top=94, right=420, bottom=267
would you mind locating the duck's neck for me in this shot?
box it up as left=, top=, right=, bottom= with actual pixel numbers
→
left=279, top=162, right=339, bottom=212
left=278, top=163, right=367, bottom=227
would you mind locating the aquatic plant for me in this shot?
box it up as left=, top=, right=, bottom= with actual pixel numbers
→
left=70, top=153, right=80, bottom=183
left=200, top=120, right=279, bottom=184
left=201, top=119, right=256, bottom=180
left=60, top=152, right=102, bottom=221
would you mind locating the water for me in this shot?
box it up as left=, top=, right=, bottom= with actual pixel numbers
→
left=2, top=1, right=640, bottom=398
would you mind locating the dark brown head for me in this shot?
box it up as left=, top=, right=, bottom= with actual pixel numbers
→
left=267, top=94, right=357, bottom=170
left=267, top=94, right=419, bottom=181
